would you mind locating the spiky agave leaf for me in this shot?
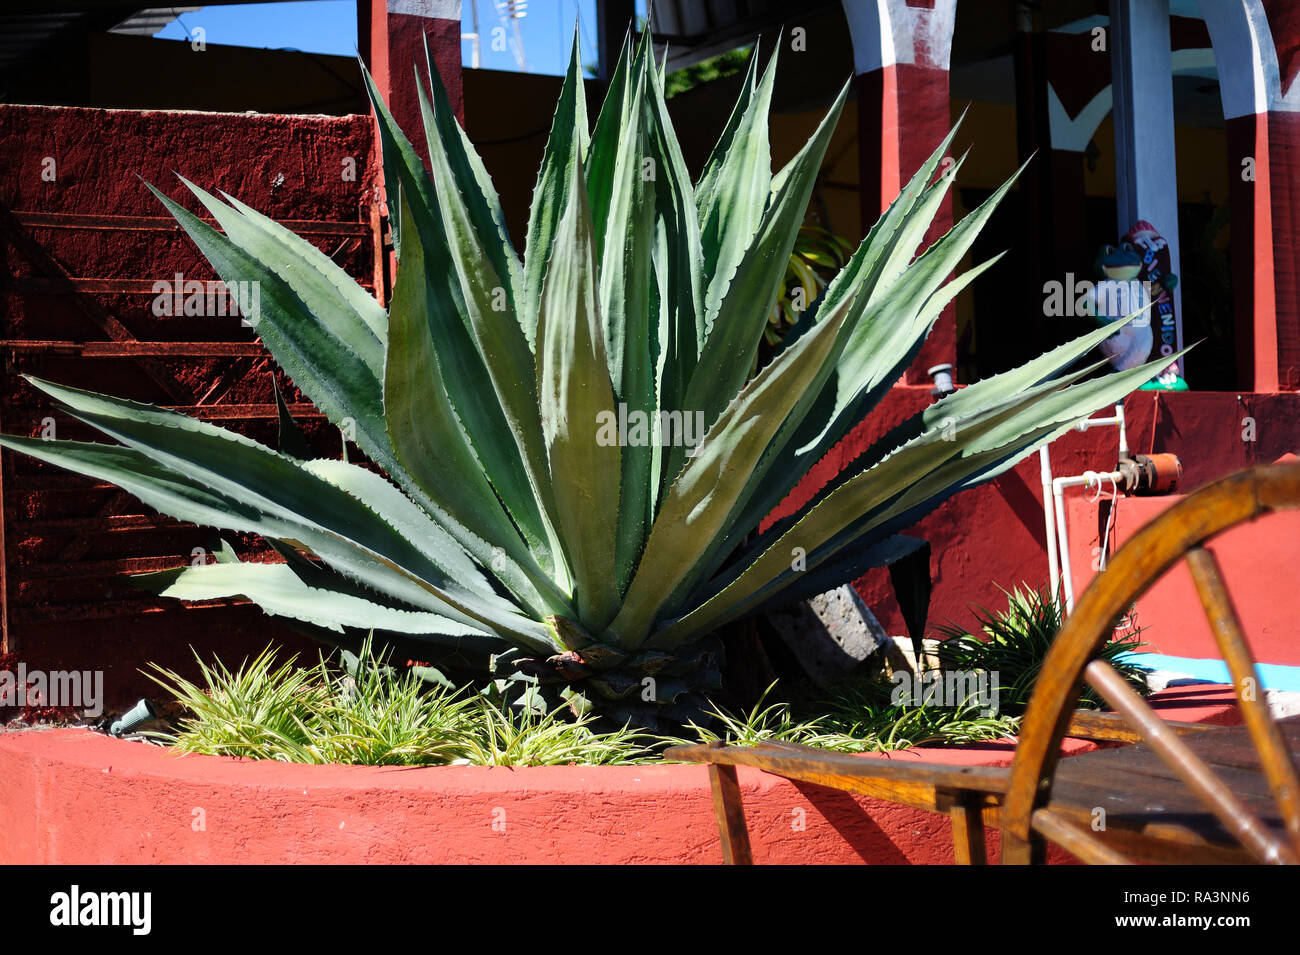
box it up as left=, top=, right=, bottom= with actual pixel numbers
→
left=0, top=32, right=1180, bottom=721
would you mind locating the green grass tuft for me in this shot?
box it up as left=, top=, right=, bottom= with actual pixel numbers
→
left=935, top=584, right=1150, bottom=715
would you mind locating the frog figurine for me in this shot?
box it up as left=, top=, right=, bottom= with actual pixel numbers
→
left=1086, top=232, right=1188, bottom=390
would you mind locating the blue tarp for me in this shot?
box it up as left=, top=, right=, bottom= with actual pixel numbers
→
left=1118, top=652, right=1300, bottom=693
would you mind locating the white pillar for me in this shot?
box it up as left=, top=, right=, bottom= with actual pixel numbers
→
left=1109, top=0, right=1183, bottom=349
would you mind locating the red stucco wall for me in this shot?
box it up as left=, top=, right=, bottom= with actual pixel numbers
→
left=0, top=104, right=380, bottom=702
left=0, top=684, right=1238, bottom=864
left=819, top=388, right=1300, bottom=642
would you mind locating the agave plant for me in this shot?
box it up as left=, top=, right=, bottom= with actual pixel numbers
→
left=0, top=33, right=1178, bottom=723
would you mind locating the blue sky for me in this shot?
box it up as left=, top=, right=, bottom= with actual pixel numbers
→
left=153, top=1, right=646, bottom=75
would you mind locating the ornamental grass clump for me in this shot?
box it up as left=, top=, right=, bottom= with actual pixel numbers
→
left=146, top=643, right=654, bottom=766
left=0, top=31, right=1181, bottom=725
left=936, top=585, right=1150, bottom=715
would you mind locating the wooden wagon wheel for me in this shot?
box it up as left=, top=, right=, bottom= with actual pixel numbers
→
left=1001, top=463, right=1300, bottom=865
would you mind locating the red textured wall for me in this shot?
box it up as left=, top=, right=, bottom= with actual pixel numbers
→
left=1265, top=110, right=1300, bottom=391
left=1067, top=493, right=1300, bottom=665
left=777, top=387, right=1300, bottom=642
left=0, top=104, right=380, bottom=705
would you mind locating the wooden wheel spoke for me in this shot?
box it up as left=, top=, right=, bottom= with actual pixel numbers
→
left=1084, top=659, right=1297, bottom=864
left=1185, top=546, right=1300, bottom=856
left=1031, top=808, right=1130, bottom=864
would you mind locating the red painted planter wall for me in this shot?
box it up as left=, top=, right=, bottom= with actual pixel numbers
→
left=0, top=728, right=1073, bottom=865
left=0, top=683, right=1239, bottom=865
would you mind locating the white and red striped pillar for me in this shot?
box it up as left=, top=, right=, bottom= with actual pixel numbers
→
left=1201, top=0, right=1300, bottom=392
left=359, top=0, right=464, bottom=161
left=842, top=0, right=958, bottom=385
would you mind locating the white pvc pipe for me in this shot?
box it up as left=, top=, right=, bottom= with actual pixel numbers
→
left=1040, top=446, right=1060, bottom=600
left=1053, top=469, right=1124, bottom=613
left=1039, top=404, right=1128, bottom=614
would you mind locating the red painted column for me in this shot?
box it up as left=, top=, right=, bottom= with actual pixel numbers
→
left=1222, top=108, right=1300, bottom=393
left=1210, top=1, right=1300, bottom=392
left=1265, top=111, right=1300, bottom=390
left=1226, top=112, right=1279, bottom=391
left=849, top=0, right=957, bottom=385
left=359, top=0, right=464, bottom=164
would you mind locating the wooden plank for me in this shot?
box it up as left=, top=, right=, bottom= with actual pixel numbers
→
left=1066, top=736, right=1283, bottom=803
left=1048, top=771, right=1259, bottom=854
left=13, top=277, right=374, bottom=295
left=0, top=340, right=267, bottom=357
left=705, top=742, right=752, bottom=865
left=1085, top=658, right=1296, bottom=864
left=666, top=740, right=1012, bottom=797
left=12, top=210, right=369, bottom=236
left=1065, top=708, right=1215, bottom=743
left=949, top=795, right=988, bottom=865
left=1186, top=545, right=1300, bottom=857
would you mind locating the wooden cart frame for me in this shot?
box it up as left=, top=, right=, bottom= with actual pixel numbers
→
left=667, top=464, right=1300, bottom=865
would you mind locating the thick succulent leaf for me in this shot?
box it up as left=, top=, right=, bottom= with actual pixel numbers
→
left=214, top=189, right=388, bottom=350
left=748, top=533, right=929, bottom=617
left=757, top=309, right=1154, bottom=545
left=148, top=185, right=386, bottom=459
left=694, top=44, right=760, bottom=218
left=158, top=172, right=529, bottom=579
left=723, top=162, right=1022, bottom=541
left=137, top=561, right=500, bottom=647
left=521, top=30, right=588, bottom=349
left=273, top=377, right=312, bottom=460
left=536, top=160, right=622, bottom=630
left=697, top=47, right=776, bottom=316
left=362, top=64, right=560, bottom=580
left=419, top=36, right=524, bottom=318
left=888, top=537, right=933, bottom=660
left=585, top=27, right=634, bottom=243
left=708, top=363, right=1103, bottom=606
left=644, top=51, right=707, bottom=511
left=771, top=126, right=964, bottom=365
left=714, top=253, right=1000, bottom=571
left=798, top=161, right=1021, bottom=456
left=384, top=189, right=568, bottom=617
left=603, top=288, right=857, bottom=648
left=662, top=349, right=1185, bottom=644
left=0, top=434, right=291, bottom=540
left=23, top=377, right=557, bottom=650
left=671, top=79, right=851, bottom=485
left=415, top=64, right=570, bottom=593
left=0, top=431, right=538, bottom=651
left=589, top=40, right=659, bottom=589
